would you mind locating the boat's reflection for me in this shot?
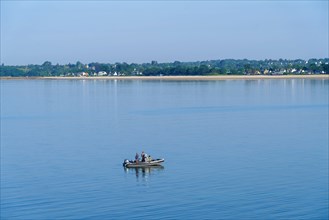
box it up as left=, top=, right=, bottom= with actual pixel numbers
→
left=124, top=166, right=164, bottom=180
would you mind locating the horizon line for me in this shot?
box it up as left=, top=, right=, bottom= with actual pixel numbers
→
left=2, top=57, right=329, bottom=66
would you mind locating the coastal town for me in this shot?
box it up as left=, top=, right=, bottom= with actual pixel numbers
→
left=1, top=58, right=328, bottom=77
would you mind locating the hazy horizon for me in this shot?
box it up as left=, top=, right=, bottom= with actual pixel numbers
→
left=2, top=58, right=329, bottom=67
left=1, top=1, right=328, bottom=65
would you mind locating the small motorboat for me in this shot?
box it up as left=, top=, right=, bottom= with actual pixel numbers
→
left=123, top=158, right=165, bottom=168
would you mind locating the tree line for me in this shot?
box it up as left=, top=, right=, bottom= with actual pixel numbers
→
left=1, top=58, right=328, bottom=77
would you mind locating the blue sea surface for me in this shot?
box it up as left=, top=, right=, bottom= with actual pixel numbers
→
left=1, top=78, right=328, bottom=219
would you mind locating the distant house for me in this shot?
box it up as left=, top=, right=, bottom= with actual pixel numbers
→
left=113, top=71, right=118, bottom=76
left=271, top=70, right=284, bottom=75
left=98, top=71, right=107, bottom=76
left=80, top=72, right=89, bottom=77
left=131, top=69, right=143, bottom=75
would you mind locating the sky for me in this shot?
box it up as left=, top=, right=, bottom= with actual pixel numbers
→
left=1, top=1, right=328, bottom=65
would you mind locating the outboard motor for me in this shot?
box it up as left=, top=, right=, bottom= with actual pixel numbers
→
left=123, top=159, right=129, bottom=166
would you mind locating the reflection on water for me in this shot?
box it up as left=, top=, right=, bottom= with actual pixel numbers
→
left=124, top=166, right=164, bottom=180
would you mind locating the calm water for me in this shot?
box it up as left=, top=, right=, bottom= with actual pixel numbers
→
left=1, top=78, right=328, bottom=219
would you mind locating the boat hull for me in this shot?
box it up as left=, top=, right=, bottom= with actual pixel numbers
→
left=123, top=159, right=164, bottom=168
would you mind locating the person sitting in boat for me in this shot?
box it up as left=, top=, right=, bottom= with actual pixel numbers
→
left=147, top=155, right=152, bottom=162
left=135, top=153, right=139, bottom=163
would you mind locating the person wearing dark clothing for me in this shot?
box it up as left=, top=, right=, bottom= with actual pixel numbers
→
left=141, top=151, right=146, bottom=162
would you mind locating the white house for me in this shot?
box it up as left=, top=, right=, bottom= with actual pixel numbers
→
left=98, top=71, right=107, bottom=76
left=80, top=72, right=89, bottom=77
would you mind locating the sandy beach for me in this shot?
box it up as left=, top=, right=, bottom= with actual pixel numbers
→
left=1, top=75, right=328, bottom=81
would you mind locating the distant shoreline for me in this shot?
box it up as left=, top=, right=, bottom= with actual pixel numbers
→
left=1, top=75, right=328, bottom=81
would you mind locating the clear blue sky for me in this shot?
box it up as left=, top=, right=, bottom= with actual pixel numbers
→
left=1, top=1, right=328, bottom=65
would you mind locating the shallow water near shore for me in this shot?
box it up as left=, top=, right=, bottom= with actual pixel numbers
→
left=1, top=79, right=328, bottom=219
